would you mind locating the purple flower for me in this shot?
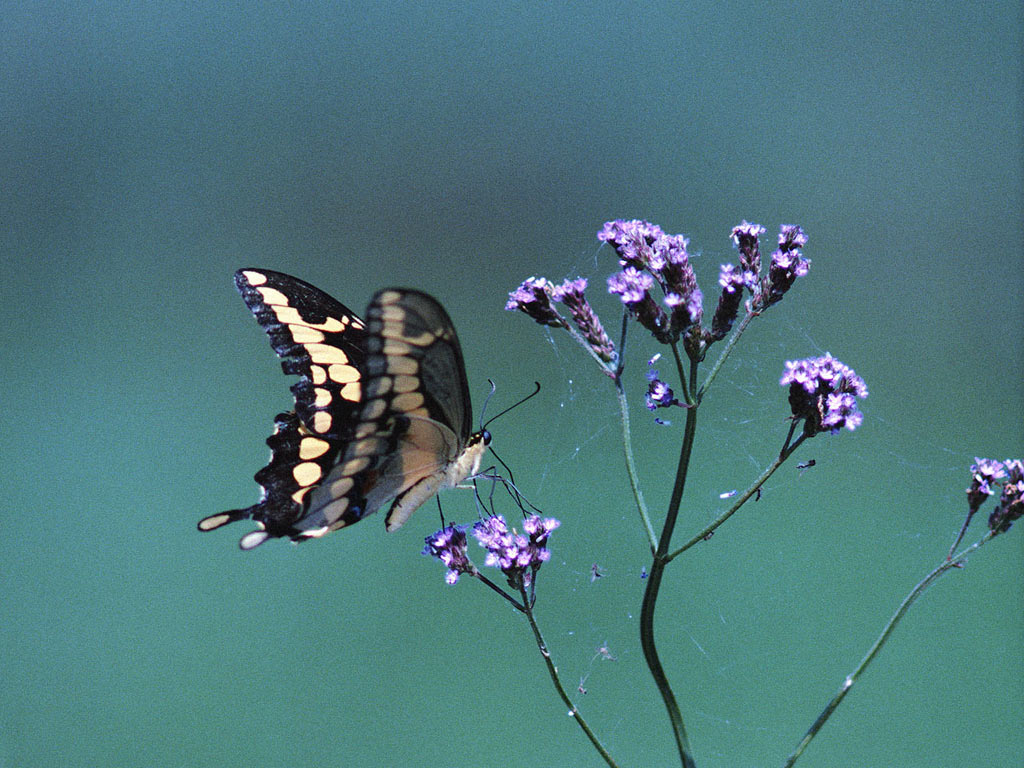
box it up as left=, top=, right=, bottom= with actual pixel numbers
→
left=763, top=227, right=811, bottom=308
left=645, top=368, right=680, bottom=411
left=709, top=263, right=746, bottom=339
left=422, top=525, right=474, bottom=585
left=552, top=277, right=616, bottom=364
left=608, top=267, right=672, bottom=342
left=731, top=221, right=766, bottom=276
left=779, top=224, right=808, bottom=249
left=780, top=354, right=868, bottom=435
left=473, top=514, right=560, bottom=587
left=988, top=459, right=1024, bottom=533
left=965, top=458, right=1007, bottom=514
left=607, top=266, right=653, bottom=304
left=506, top=277, right=567, bottom=328
left=598, top=219, right=667, bottom=270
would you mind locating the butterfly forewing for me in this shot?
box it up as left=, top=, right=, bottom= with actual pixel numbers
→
left=198, top=270, right=368, bottom=545
left=232, top=269, right=367, bottom=439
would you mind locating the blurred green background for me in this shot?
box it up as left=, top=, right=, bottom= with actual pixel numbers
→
left=2, top=2, right=1021, bottom=767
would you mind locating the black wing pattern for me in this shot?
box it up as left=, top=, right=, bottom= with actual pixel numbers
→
left=197, top=269, right=367, bottom=549
left=199, top=275, right=490, bottom=550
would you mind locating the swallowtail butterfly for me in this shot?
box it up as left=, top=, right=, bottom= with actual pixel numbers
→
left=198, top=269, right=490, bottom=550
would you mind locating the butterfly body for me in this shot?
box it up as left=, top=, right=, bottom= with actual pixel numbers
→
left=199, top=270, right=487, bottom=550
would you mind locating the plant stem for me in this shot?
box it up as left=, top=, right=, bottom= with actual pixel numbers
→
left=473, top=570, right=526, bottom=612
left=697, top=311, right=754, bottom=401
left=616, top=374, right=659, bottom=552
left=519, top=584, right=620, bottom=768
left=664, top=432, right=807, bottom=563
left=782, top=531, right=997, bottom=768
left=638, top=359, right=701, bottom=768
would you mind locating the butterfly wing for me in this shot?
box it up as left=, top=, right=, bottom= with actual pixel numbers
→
left=198, top=269, right=368, bottom=548
left=296, top=288, right=487, bottom=536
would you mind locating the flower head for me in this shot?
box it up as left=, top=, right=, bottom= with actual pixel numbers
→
left=709, top=263, right=746, bottom=340
left=763, top=226, right=810, bottom=308
left=552, top=277, right=616, bottom=364
left=988, top=459, right=1024, bottom=533
left=780, top=354, right=868, bottom=435
left=422, top=525, right=474, bottom=585
left=731, top=221, right=766, bottom=276
left=645, top=368, right=680, bottom=411
left=598, top=219, right=667, bottom=270
left=506, top=277, right=567, bottom=328
left=473, top=514, right=560, bottom=587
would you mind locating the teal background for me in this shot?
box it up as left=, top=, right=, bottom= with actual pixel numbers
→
left=2, top=2, right=1021, bottom=767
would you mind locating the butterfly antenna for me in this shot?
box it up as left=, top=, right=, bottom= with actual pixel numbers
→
left=480, top=381, right=541, bottom=431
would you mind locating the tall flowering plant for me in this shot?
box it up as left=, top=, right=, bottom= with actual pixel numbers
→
left=425, top=219, right=1021, bottom=767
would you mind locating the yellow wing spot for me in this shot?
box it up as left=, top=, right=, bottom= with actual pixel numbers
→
left=293, top=461, right=323, bottom=486
left=299, top=436, right=331, bottom=460
left=291, top=486, right=314, bottom=505
left=290, top=326, right=326, bottom=344
left=387, top=355, right=418, bottom=375
left=257, top=286, right=289, bottom=306
left=198, top=513, right=232, bottom=531
left=310, top=365, right=327, bottom=384
left=340, top=381, right=361, bottom=402
left=341, top=456, right=371, bottom=475
left=328, top=363, right=359, bottom=383
left=330, top=476, right=354, bottom=496
left=314, top=387, right=332, bottom=408
left=313, top=410, right=332, bottom=433
left=382, top=338, right=412, bottom=355
left=362, top=396, right=386, bottom=420
left=271, top=304, right=348, bottom=333
left=392, top=392, right=426, bottom=412
left=352, top=437, right=382, bottom=457
left=392, top=374, right=420, bottom=393
left=307, top=343, right=350, bottom=365
left=368, top=377, right=393, bottom=396
left=241, top=270, right=267, bottom=285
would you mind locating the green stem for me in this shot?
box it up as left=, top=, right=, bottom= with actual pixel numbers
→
left=665, top=432, right=807, bottom=563
left=472, top=569, right=526, bottom=612
left=697, top=311, right=754, bottom=401
left=519, top=584, right=620, bottom=768
left=616, top=374, right=659, bottom=552
left=638, top=358, right=701, bottom=768
left=782, top=531, right=998, bottom=768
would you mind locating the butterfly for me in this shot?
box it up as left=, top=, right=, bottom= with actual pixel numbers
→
left=198, top=269, right=490, bottom=550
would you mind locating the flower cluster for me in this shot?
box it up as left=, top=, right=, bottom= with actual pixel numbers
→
left=507, top=276, right=616, bottom=368
left=551, top=278, right=616, bottom=363
left=423, top=515, right=561, bottom=589
left=729, top=221, right=810, bottom=315
left=977, top=458, right=1024, bottom=533
left=709, top=263, right=747, bottom=340
left=505, top=277, right=567, bottom=328
left=473, top=514, right=561, bottom=588
left=645, top=368, right=680, bottom=411
left=780, top=354, right=868, bottom=435
left=601, top=219, right=702, bottom=344
left=422, top=525, right=474, bottom=585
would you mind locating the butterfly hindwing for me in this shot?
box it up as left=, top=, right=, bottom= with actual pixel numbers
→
left=297, top=289, right=488, bottom=536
